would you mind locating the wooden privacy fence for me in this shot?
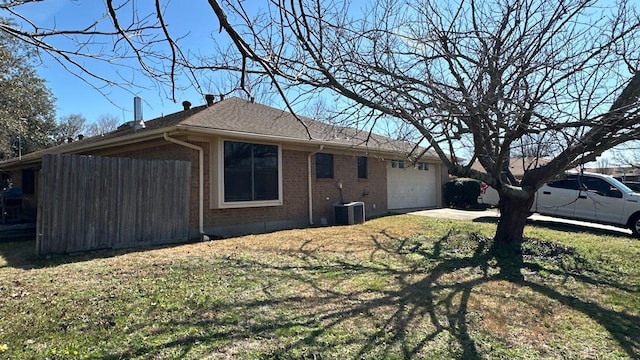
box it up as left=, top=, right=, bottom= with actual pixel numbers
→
left=37, top=154, right=191, bottom=255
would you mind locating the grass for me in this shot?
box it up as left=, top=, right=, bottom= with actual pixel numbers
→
left=0, top=214, right=638, bottom=359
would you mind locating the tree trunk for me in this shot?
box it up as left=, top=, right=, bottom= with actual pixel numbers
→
left=494, top=193, right=535, bottom=244
left=492, top=193, right=535, bottom=281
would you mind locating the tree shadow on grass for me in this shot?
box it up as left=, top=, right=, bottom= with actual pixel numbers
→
left=281, top=232, right=635, bottom=358
left=100, top=228, right=638, bottom=359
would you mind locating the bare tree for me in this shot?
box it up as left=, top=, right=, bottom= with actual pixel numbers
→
left=56, top=113, right=120, bottom=140
left=595, top=157, right=612, bottom=175
left=86, top=113, right=120, bottom=136
left=55, top=113, right=87, bottom=143
left=2, top=0, right=640, bottom=245
left=204, top=0, right=640, bottom=244
left=612, top=143, right=640, bottom=169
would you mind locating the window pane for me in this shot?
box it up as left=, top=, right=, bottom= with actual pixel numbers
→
left=583, top=177, right=613, bottom=196
left=224, top=141, right=252, bottom=201
left=316, top=153, right=334, bottom=179
left=548, top=176, right=579, bottom=190
left=357, top=156, right=367, bottom=179
left=253, top=144, right=278, bottom=200
left=224, top=141, right=279, bottom=202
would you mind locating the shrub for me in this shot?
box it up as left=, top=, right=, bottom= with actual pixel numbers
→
left=443, top=178, right=481, bottom=208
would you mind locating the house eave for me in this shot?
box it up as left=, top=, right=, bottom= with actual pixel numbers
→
left=177, top=125, right=442, bottom=162
left=0, top=126, right=180, bottom=170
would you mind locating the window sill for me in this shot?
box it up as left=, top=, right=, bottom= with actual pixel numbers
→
left=218, top=199, right=283, bottom=209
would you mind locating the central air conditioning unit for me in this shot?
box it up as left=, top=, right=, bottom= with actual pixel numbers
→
left=334, top=201, right=365, bottom=225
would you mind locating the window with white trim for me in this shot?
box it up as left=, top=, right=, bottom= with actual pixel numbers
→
left=223, top=140, right=279, bottom=202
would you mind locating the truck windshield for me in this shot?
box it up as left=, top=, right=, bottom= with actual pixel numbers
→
left=608, top=176, right=634, bottom=193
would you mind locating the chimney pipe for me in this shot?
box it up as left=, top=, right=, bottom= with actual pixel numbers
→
left=133, top=96, right=145, bottom=130
left=78, top=134, right=84, bottom=141
left=182, top=101, right=191, bottom=110
left=205, top=94, right=215, bottom=106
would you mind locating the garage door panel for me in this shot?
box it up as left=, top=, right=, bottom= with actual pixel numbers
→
left=387, top=162, right=437, bottom=209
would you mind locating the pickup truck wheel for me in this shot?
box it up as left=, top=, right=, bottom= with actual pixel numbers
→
left=629, top=213, right=640, bottom=237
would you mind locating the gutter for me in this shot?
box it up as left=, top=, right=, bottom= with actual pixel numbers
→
left=163, top=133, right=208, bottom=241
left=307, top=145, right=325, bottom=225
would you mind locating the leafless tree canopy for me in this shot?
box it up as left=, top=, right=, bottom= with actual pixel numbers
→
left=2, top=0, right=639, bottom=242
left=207, top=0, right=640, bottom=185
left=5, top=1, right=638, bottom=183
left=87, top=113, right=120, bottom=136
left=204, top=0, right=640, bottom=242
left=55, top=113, right=87, bottom=143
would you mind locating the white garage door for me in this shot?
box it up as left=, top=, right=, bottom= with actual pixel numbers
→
left=387, top=161, right=438, bottom=209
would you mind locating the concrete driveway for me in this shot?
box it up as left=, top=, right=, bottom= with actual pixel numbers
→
left=407, top=207, right=633, bottom=237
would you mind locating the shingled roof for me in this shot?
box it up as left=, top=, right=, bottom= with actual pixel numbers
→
left=0, top=97, right=439, bottom=168
left=185, top=97, right=431, bottom=151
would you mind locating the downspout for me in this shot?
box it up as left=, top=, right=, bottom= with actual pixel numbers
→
left=163, top=133, right=209, bottom=241
left=308, top=145, right=325, bottom=225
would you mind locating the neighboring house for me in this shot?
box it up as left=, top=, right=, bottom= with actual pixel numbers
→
left=0, top=96, right=447, bottom=241
left=470, top=157, right=549, bottom=206
left=470, top=157, right=549, bottom=180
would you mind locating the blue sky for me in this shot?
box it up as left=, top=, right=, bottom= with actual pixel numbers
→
left=3, top=0, right=628, bottom=166
left=12, top=0, right=226, bottom=125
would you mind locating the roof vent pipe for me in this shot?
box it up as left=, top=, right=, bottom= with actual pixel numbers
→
left=182, top=101, right=191, bottom=110
left=205, top=94, right=215, bottom=106
left=133, top=96, right=145, bottom=130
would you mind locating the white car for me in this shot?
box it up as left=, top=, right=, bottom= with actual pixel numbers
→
left=478, top=172, right=640, bottom=236
left=478, top=183, right=499, bottom=206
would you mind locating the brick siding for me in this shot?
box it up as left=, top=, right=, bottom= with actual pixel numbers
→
left=311, top=154, right=387, bottom=224
left=204, top=149, right=309, bottom=228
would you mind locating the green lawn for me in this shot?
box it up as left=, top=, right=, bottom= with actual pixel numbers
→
left=0, top=215, right=638, bottom=359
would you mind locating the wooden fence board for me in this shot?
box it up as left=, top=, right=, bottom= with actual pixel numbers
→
left=36, top=154, right=191, bottom=255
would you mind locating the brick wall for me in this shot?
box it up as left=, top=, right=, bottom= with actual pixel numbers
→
left=204, top=149, right=309, bottom=229
left=3, top=134, right=445, bottom=238
left=311, top=154, right=387, bottom=224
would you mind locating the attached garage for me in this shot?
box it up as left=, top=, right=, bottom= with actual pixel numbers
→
left=387, top=160, right=440, bottom=209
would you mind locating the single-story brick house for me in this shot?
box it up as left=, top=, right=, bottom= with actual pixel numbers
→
left=0, top=96, right=447, bottom=239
